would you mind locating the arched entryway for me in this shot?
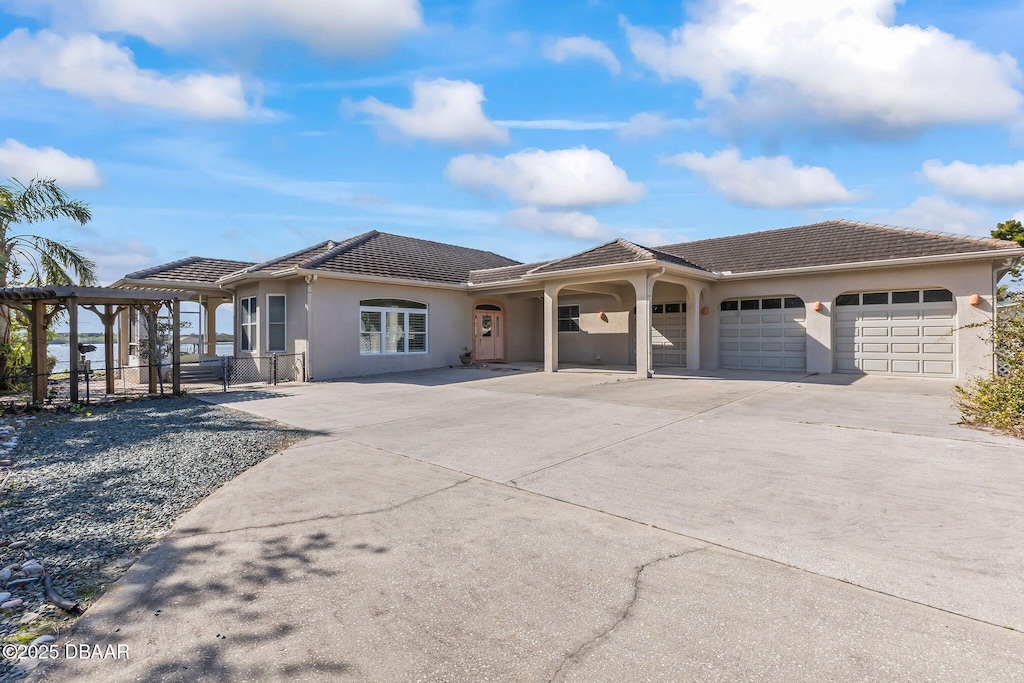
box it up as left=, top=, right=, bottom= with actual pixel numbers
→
left=473, top=302, right=505, bottom=361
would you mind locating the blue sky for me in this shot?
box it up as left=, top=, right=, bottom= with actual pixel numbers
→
left=2, top=0, right=1024, bottom=317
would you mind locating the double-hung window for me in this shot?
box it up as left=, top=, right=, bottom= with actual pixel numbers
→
left=558, top=304, right=580, bottom=332
left=240, top=296, right=257, bottom=352
left=359, top=299, right=428, bottom=355
left=267, top=294, right=286, bottom=352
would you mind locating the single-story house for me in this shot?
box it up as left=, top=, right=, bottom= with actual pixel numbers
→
left=115, top=220, right=1024, bottom=381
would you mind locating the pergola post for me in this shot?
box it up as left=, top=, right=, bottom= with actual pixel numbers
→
left=172, top=298, right=181, bottom=395
left=103, top=304, right=115, bottom=394
left=68, top=296, right=79, bottom=404
left=30, top=302, right=47, bottom=404
left=146, top=305, right=158, bottom=394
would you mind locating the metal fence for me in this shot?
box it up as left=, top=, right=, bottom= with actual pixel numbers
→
left=0, top=353, right=305, bottom=408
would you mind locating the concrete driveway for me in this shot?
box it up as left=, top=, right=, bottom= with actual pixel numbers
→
left=40, top=367, right=1024, bottom=681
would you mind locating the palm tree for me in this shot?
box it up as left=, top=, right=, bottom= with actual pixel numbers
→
left=1, top=177, right=97, bottom=383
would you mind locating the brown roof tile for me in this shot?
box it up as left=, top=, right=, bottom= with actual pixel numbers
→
left=656, top=220, right=1020, bottom=274
left=530, top=239, right=707, bottom=275
left=469, top=261, right=552, bottom=285
left=125, top=256, right=254, bottom=283
left=267, top=231, right=520, bottom=284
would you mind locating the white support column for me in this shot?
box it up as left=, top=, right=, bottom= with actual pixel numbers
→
left=684, top=283, right=702, bottom=371
left=543, top=282, right=561, bottom=373
left=204, top=300, right=218, bottom=357
left=631, top=274, right=652, bottom=379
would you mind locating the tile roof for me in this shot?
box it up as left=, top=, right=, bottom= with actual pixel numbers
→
left=529, top=239, right=707, bottom=275
left=469, top=261, right=552, bottom=285
left=125, top=256, right=254, bottom=283
left=656, top=220, right=1021, bottom=274
left=252, top=230, right=520, bottom=284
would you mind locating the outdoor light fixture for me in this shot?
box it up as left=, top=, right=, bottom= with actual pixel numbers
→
left=969, top=293, right=982, bottom=306
left=700, top=306, right=709, bottom=315
left=598, top=311, right=608, bottom=321
left=812, top=301, right=823, bottom=312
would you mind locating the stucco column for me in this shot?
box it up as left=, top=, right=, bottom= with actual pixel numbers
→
left=684, top=283, right=702, bottom=370
left=204, top=300, right=218, bottom=357
left=801, top=295, right=836, bottom=375
left=630, top=274, right=652, bottom=379
left=543, top=282, right=561, bottom=372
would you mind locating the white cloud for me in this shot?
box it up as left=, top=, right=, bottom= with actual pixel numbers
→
left=887, top=196, right=990, bottom=236
left=505, top=207, right=609, bottom=240
left=0, top=30, right=249, bottom=119
left=348, top=79, right=509, bottom=146
left=496, top=119, right=621, bottom=131
left=617, top=112, right=693, bottom=139
left=922, top=159, right=1024, bottom=203
left=622, top=1, right=1024, bottom=132
left=665, top=147, right=853, bottom=208
left=445, top=147, right=646, bottom=209
left=0, top=139, right=102, bottom=187
left=545, top=36, right=621, bottom=75
left=5, top=0, right=422, bottom=56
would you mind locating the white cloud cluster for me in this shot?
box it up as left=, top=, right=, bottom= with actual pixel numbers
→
left=665, top=147, right=853, bottom=208
left=617, top=112, right=692, bottom=140
left=348, top=79, right=509, bottom=146
left=0, top=139, right=102, bottom=187
left=544, top=36, right=621, bottom=75
left=922, top=159, right=1024, bottom=203
left=622, top=1, right=1024, bottom=131
left=887, top=196, right=990, bottom=236
left=505, top=207, right=609, bottom=240
left=0, top=30, right=249, bottom=119
left=445, top=147, right=645, bottom=209
left=4, top=0, right=423, bottom=56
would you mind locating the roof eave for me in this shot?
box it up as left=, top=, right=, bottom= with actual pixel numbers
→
left=523, top=258, right=717, bottom=282
left=118, top=277, right=233, bottom=293
left=720, top=248, right=1024, bottom=280
left=295, top=268, right=468, bottom=290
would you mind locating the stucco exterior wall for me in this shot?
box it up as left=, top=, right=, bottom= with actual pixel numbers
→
left=310, top=278, right=474, bottom=380
left=469, top=294, right=544, bottom=362
left=555, top=292, right=635, bottom=365
left=701, top=260, right=997, bottom=379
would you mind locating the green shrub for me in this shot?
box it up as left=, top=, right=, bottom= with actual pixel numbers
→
left=956, top=290, right=1024, bottom=437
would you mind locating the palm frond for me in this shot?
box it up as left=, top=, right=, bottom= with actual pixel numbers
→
left=2, top=177, right=92, bottom=226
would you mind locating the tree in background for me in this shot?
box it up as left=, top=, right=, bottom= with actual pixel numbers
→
left=993, top=218, right=1024, bottom=299
left=0, top=177, right=97, bottom=384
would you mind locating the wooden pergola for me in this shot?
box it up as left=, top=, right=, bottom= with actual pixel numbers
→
left=0, top=286, right=194, bottom=404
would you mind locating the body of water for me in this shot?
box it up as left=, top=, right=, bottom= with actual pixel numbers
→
left=48, top=342, right=235, bottom=372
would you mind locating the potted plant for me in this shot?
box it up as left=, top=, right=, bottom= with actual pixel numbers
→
left=459, top=346, right=472, bottom=365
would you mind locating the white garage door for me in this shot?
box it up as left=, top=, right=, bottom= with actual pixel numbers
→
left=652, top=302, right=686, bottom=366
left=834, top=289, right=956, bottom=377
left=719, top=297, right=807, bottom=371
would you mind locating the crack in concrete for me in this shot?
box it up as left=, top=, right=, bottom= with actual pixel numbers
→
left=171, top=477, right=473, bottom=538
left=547, top=546, right=709, bottom=683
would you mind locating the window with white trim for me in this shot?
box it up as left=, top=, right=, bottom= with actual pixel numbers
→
left=359, top=299, right=428, bottom=355
left=240, top=296, right=257, bottom=351
left=267, top=294, right=286, bottom=352
left=558, top=304, right=580, bottom=332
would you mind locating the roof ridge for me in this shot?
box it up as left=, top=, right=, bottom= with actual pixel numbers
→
left=614, top=238, right=656, bottom=260
left=471, top=259, right=551, bottom=275
left=300, top=230, right=380, bottom=270
left=246, top=240, right=335, bottom=273
left=656, top=218, right=1018, bottom=250
left=125, top=256, right=201, bottom=280
left=369, top=230, right=520, bottom=262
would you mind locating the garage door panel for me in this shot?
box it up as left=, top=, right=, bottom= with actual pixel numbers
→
left=892, top=360, right=921, bottom=373
left=651, top=303, right=686, bottom=367
left=834, top=291, right=955, bottom=377
left=719, top=297, right=807, bottom=371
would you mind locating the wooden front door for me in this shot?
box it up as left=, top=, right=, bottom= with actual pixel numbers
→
left=474, top=310, right=504, bottom=361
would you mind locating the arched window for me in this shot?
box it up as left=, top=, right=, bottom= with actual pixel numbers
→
left=359, top=299, right=428, bottom=355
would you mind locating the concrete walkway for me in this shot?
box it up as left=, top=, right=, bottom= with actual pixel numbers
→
left=39, top=367, right=1024, bottom=681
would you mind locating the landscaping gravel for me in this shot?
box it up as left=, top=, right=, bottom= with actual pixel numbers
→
left=0, top=397, right=306, bottom=681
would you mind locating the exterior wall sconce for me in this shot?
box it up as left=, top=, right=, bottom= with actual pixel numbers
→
left=969, top=293, right=982, bottom=306
left=598, top=311, right=608, bottom=321
left=700, top=306, right=709, bottom=315
left=812, top=301, right=823, bottom=312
